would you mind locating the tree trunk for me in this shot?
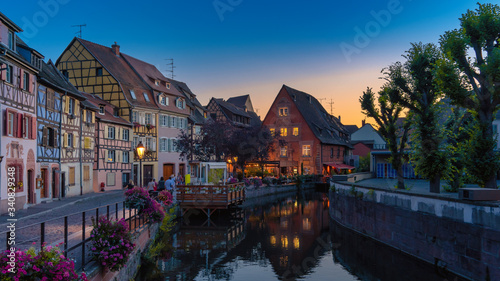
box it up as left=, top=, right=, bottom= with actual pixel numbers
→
left=397, top=167, right=405, bottom=190
left=430, top=174, right=440, bottom=193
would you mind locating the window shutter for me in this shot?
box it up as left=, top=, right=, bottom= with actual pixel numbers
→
left=30, top=116, right=36, bottom=140
left=30, top=74, right=34, bottom=93
left=104, top=125, right=108, bottom=139
left=42, top=127, right=48, bottom=146
left=75, top=100, right=80, bottom=116
left=152, top=114, right=156, bottom=126
left=54, top=129, right=58, bottom=147
left=82, top=110, right=86, bottom=123
left=104, top=149, right=108, bottom=162
left=64, top=96, right=69, bottom=113
left=152, top=138, right=157, bottom=151
left=63, top=133, right=68, bottom=148
left=17, top=113, right=23, bottom=138
left=19, top=69, right=24, bottom=88
left=116, top=150, right=121, bottom=163
left=91, top=112, right=95, bottom=123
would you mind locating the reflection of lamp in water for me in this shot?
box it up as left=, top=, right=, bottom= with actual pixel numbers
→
left=293, top=236, right=300, bottom=249
left=270, top=235, right=277, bottom=246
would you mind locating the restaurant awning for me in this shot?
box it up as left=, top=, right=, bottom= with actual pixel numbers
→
left=323, top=162, right=355, bottom=170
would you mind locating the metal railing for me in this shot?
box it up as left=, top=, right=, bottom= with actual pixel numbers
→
left=1, top=201, right=148, bottom=271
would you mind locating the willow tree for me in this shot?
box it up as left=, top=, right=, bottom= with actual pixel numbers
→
left=385, top=42, right=447, bottom=193
left=360, top=87, right=410, bottom=189
left=436, top=3, right=500, bottom=188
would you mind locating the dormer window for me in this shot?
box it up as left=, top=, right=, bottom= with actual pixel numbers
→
left=279, top=107, right=288, bottom=117
left=99, top=105, right=105, bottom=115
left=159, top=95, right=169, bottom=106
left=8, top=30, right=14, bottom=50
left=166, top=83, right=170, bottom=89
left=176, top=98, right=185, bottom=109
left=143, top=92, right=150, bottom=102
left=113, top=108, right=119, bottom=116
left=130, top=90, right=137, bottom=100
left=155, top=80, right=160, bottom=86
left=62, top=70, right=69, bottom=79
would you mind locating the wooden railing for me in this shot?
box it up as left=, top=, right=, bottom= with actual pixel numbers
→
left=176, top=183, right=245, bottom=209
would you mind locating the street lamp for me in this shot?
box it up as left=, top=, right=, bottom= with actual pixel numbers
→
left=136, top=141, right=145, bottom=188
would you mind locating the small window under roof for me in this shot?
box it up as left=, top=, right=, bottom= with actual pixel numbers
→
left=143, top=92, right=150, bottom=102
left=130, top=90, right=137, bottom=100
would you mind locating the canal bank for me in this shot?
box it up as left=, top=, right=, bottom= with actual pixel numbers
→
left=329, top=180, right=500, bottom=281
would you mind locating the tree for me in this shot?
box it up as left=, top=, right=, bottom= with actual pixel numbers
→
left=436, top=3, right=500, bottom=188
left=360, top=87, right=410, bottom=189
left=385, top=42, right=447, bottom=193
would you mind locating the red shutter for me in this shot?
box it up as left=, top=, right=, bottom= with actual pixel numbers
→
left=32, top=116, right=36, bottom=140
left=17, top=113, right=23, bottom=138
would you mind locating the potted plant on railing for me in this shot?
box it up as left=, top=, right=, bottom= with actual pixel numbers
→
left=133, top=122, right=142, bottom=128
left=146, top=123, right=155, bottom=130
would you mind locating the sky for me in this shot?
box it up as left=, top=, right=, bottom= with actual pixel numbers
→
left=1, top=0, right=483, bottom=127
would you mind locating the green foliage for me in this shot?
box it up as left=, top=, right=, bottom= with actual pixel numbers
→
left=208, top=168, right=224, bottom=185
left=358, top=155, right=370, bottom=172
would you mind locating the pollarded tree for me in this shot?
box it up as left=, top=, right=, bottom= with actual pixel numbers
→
left=384, top=42, right=447, bottom=193
left=436, top=3, right=500, bottom=188
left=360, top=87, right=410, bottom=189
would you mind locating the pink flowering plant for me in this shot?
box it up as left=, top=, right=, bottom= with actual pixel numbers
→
left=228, top=177, right=238, bottom=184
left=0, top=243, right=87, bottom=281
left=125, top=187, right=165, bottom=224
left=157, top=190, right=173, bottom=206
left=90, top=216, right=135, bottom=272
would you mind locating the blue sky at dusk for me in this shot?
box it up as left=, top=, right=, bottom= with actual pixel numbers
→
left=2, top=0, right=482, bottom=125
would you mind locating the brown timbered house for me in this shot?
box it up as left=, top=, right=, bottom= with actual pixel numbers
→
left=0, top=12, right=42, bottom=213
left=81, top=92, right=132, bottom=191
left=56, top=39, right=159, bottom=187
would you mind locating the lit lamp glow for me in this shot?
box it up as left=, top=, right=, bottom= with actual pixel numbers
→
left=136, top=141, right=145, bottom=187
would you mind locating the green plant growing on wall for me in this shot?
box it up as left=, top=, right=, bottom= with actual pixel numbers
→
left=359, top=155, right=370, bottom=172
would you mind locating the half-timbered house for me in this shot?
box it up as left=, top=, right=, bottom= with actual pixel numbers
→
left=56, top=39, right=159, bottom=187
left=81, top=92, right=132, bottom=191
left=0, top=12, right=42, bottom=213
left=122, top=54, right=189, bottom=180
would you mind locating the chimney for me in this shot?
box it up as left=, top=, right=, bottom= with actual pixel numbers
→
left=111, top=42, right=120, bottom=56
left=362, top=119, right=365, bottom=126
left=338, top=115, right=341, bottom=122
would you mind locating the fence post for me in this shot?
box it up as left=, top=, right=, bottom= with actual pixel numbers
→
left=40, top=222, right=45, bottom=248
left=82, top=211, right=86, bottom=270
left=107, top=205, right=110, bottom=220
left=64, top=216, right=68, bottom=256
left=115, top=203, right=118, bottom=220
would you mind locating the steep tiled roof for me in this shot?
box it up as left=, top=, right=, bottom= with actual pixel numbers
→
left=170, top=79, right=205, bottom=109
left=38, top=60, right=83, bottom=99
left=80, top=92, right=132, bottom=126
left=283, top=85, right=351, bottom=147
left=226, top=95, right=249, bottom=109
left=214, top=98, right=251, bottom=118
left=75, top=38, right=157, bottom=109
left=344, top=125, right=359, bottom=134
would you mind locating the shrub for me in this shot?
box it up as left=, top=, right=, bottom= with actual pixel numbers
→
left=90, top=216, right=135, bottom=272
left=157, top=190, right=173, bottom=206
left=125, top=187, right=165, bottom=224
left=228, top=177, right=238, bottom=184
left=142, top=200, right=165, bottom=224
left=0, top=243, right=87, bottom=281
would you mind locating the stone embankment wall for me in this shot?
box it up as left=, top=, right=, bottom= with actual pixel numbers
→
left=329, top=182, right=500, bottom=281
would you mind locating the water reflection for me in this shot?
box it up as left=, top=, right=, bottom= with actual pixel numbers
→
left=138, top=191, right=465, bottom=281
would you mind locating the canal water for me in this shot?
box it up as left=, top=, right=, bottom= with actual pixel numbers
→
left=137, top=190, right=467, bottom=281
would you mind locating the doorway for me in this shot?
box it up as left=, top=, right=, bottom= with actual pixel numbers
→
left=163, top=164, right=174, bottom=180
left=52, top=168, right=58, bottom=198
left=27, top=169, right=34, bottom=204
left=179, top=164, right=185, bottom=176
left=122, top=173, right=130, bottom=188
left=40, top=168, right=47, bottom=198
left=61, top=172, right=66, bottom=198
left=143, top=165, right=154, bottom=187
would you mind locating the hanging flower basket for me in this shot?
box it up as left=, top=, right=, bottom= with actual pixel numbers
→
left=146, top=124, right=155, bottom=130
left=133, top=122, right=142, bottom=128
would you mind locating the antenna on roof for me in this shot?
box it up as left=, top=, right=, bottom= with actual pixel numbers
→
left=72, top=24, right=86, bottom=38
left=327, top=98, right=335, bottom=115
left=166, top=58, right=176, bottom=79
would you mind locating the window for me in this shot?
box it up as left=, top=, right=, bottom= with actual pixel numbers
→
left=132, top=111, right=138, bottom=123
left=69, top=167, right=75, bottom=186
left=280, top=128, right=287, bottom=137
left=47, top=128, right=56, bottom=147
left=146, top=137, right=155, bottom=151
left=143, top=92, right=150, bottom=102
left=170, top=116, right=176, bottom=127
left=145, top=113, right=152, bottom=125
left=166, top=83, right=170, bottom=89
left=84, top=166, right=90, bottom=181
left=86, top=110, right=93, bottom=123
left=23, top=72, right=29, bottom=91
left=68, top=98, right=75, bottom=115
left=176, top=98, right=185, bottom=109
left=302, top=145, right=311, bottom=157
left=96, top=67, right=103, bottom=76
left=133, top=136, right=139, bottom=149
left=160, top=115, right=168, bottom=127
left=107, top=150, right=115, bottom=162
left=8, top=30, right=14, bottom=50
left=337, top=147, right=341, bottom=158
left=122, top=151, right=130, bottom=163
left=155, top=80, right=160, bottom=86
left=6, top=65, right=12, bottom=84
left=67, top=133, right=74, bottom=148
left=106, top=172, right=116, bottom=186
left=62, top=70, right=69, bottom=79
left=279, top=107, right=288, bottom=117
left=130, top=90, right=137, bottom=100
left=108, top=126, right=115, bottom=139
left=113, top=108, right=119, bottom=116
left=23, top=115, right=29, bottom=139
left=280, top=146, right=287, bottom=157
left=122, top=129, right=129, bottom=141
left=160, top=138, right=168, bottom=152
left=270, top=128, right=275, bottom=136
left=99, top=106, right=105, bottom=115
left=293, top=127, right=299, bottom=136
left=330, top=148, right=334, bottom=158
left=160, top=95, right=169, bottom=106
left=7, top=111, right=14, bottom=136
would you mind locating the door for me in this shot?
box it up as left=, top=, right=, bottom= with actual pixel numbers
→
left=122, top=173, right=130, bottom=188
left=61, top=172, right=66, bottom=198
left=40, top=168, right=47, bottom=198
left=163, top=164, right=174, bottom=180
left=143, top=165, right=153, bottom=187
left=27, top=170, right=34, bottom=204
